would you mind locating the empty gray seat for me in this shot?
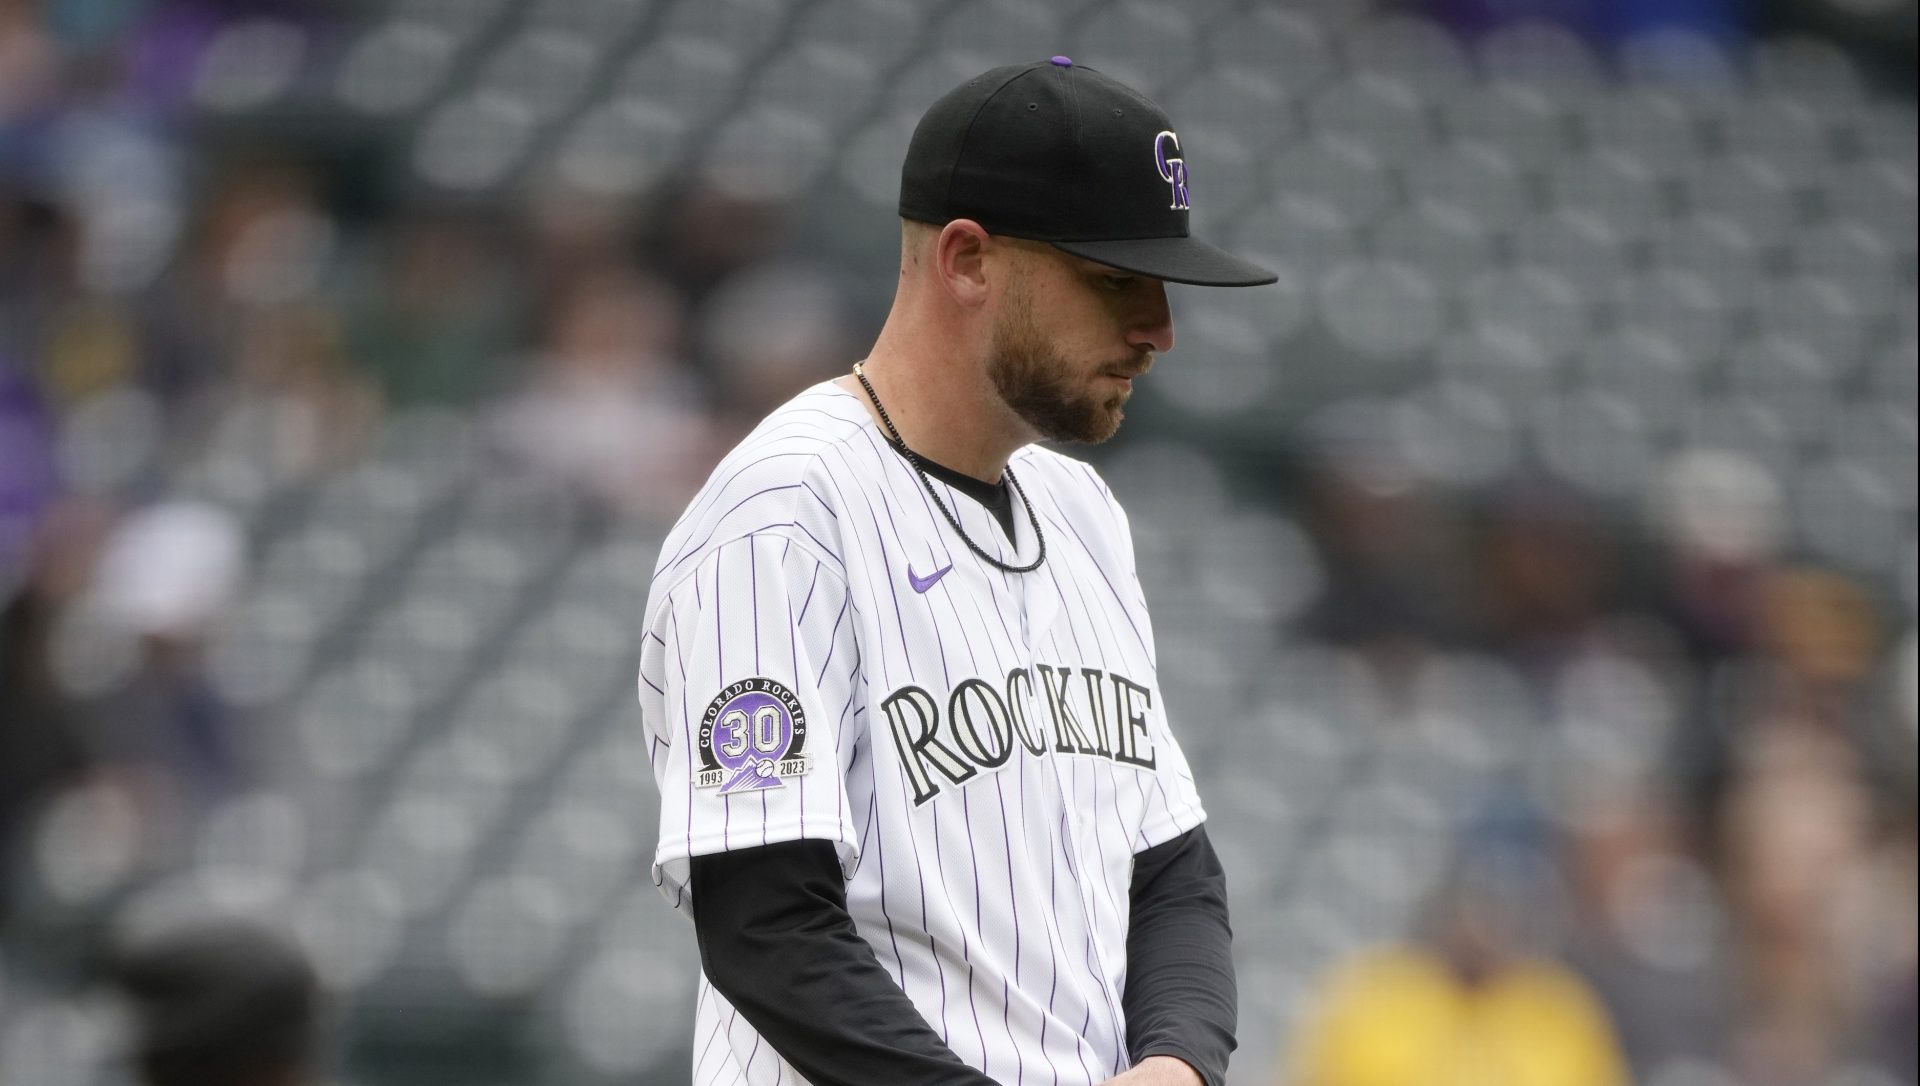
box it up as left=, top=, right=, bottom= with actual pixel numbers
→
left=1682, top=396, right=1798, bottom=481
left=1340, top=13, right=1473, bottom=91
left=1645, top=214, right=1767, bottom=301
left=790, top=0, right=925, bottom=69
left=1581, top=86, right=1705, bottom=164
left=445, top=665, right=590, bottom=784
left=1392, top=379, right=1520, bottom=488
left=612, top=37, right=746, bottom=123
left=925, top=0, right=1062, bottom=68
left=293, top=655, right=425, bottom=781
left=1465, top=264, right=1588, bottom=363
left=1674, top=152, right=1799, bottom=235
left=448, top=873, right=576, bottom=997
left=702, top=106, right=833, bottom=202
left=335, top=22, right=461, bottom=115
left=412, top=92, right=541, bottom=191
left=524, top=0, right=652, bottom=40
left=1723, top=333, right=1843, bottom=446
left=1232, top=192, right=1360, bottom=278
left=1794, top=456, right=1907, bottom=572
left=1401, top=139, right=1530, bottom=227
left=1307, top=72, right=1438, bottom=156
left=654, top=0, right=794, bottom=60
left=1722, top=97, right=1838, bottom=167
left=1822, top=158, right=1918, bottom=241
left=1825, top=400, right=1919, bottom=499
left=1062, top=0, right=1199, bottom=98
left=1508, top=208, right=1634, bottom=293
left=1616, top=27, right=1740, bottom=91
left=1477, top=20, right=1607, bottom=89
left=1751, top=35, right=1868, bottom=107
left=391, top=0, right=513, bottom=42
left=1267, top=134, right=1395, bottom=224
left=1370, top=199, right=1499, bottom=279
left=743, top=42, right=883, bottom=134
left=470, top=28, right=606, bottom=121
left=1176, top=123, right=1267, bottom=232
left=1751, top=273, right=1875, bottom=376
left=1440, top=81, right=1575, bottom=165
left=1434, top=324, right=1559, bottom=400
left=1789, top=217, right=1901, bottom=291
left=1318, top=258, right=1446, bottom=364
left=1205, top=6, right=1334, bottom=96
left=551, top=98, right=690, bottom=197
left=558, top=942, right=698, bottom=1075
left=1613, top=267, right=1734, bottom=363
left=1579, top=327, right=1701, bottom=437
left=1165, top=67, right=1298, bottom=157
left=360, top=792, right=482, bottom=919
left=1545, top=146, right=1668, bottom=224
left=1531, top=388, right=1656, bottom=498
left=292, top=867, right=407, bottom=990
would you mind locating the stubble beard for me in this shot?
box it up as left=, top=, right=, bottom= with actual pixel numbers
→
left=987, top=279, right=1130, bottom=446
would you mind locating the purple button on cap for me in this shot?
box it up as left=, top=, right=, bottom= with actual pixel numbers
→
left=1050, top=55, right=1072, bottom=67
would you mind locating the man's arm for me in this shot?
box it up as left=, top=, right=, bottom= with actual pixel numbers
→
left=1116, top=825, right=1236, bottom=1086
left=691, top=839, right=998, bottom=1086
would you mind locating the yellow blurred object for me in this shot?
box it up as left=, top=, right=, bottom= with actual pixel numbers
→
left=1760, top=567, right=1881, bottom=686
left=1283, top=948, right=1633, bottom=1086
left=42, top=301, right=138, bottom=403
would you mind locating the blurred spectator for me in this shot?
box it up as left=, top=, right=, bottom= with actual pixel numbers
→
left=0, top=498, right=111, bottom=928
left=647, top=187, right=793, bottom=303
left=1716, top=715, right=1897, bottom=1086
left=1475, top=483, right=1621, bottom=669
left=344, top=212, right=520, bottom=410
left=1562, top=780, right=1741, bottom=1078
left=75, top=500, right=249, bottom=810
left=489, top=262, right=714, bottom=516
left=0, top=0, right=61, bottom=125
left=1292, top=405, right=1476, bottom=664
left=699, top=258, right=853, bottom=436
left=1282, top=817, right=1633, bottom=1086
left=110, top=915, right=326, bottom=1086
left=1652, top=450, right=1786, bottom=665
left=0, top=363, right=58, bottom=572
left=141, top=160, right=330, bottom=405
left=178, top=301, right=377, bottom=490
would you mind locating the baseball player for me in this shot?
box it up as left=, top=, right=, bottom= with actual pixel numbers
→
left=640, top=58, right=1276, bottom=1086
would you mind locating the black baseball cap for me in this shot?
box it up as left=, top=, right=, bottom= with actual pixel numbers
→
left=900, top=57, right=1277, bottom=288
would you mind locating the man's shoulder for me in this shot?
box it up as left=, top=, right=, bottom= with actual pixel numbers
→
left=730, top=381, right=873, bottom=461
left=651, top=383, right=866, bottom=586
left=697, top=383, right=872, bottom=498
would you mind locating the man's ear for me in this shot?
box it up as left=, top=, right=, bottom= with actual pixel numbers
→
left=934, top=219, right=993, bottom=309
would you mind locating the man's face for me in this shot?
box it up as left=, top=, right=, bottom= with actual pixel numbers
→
left=986, top=244, right=1173, bottom=445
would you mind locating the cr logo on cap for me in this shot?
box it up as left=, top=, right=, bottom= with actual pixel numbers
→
left=1153, top=130, right=1191, bottom=211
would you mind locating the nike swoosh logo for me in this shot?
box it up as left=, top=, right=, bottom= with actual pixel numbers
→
left=908, top=563, right=954, bottom=593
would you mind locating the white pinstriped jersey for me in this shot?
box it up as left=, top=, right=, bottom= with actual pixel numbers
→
left=639, top=381, right=1208, bottom=1085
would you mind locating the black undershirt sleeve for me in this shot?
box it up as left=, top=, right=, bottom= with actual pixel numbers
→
left=1123, top=825, right=1238, bottom=1086
left=692, top=826, right=1236, bottom=1086
left=689, top=841, right=996, bottom=1086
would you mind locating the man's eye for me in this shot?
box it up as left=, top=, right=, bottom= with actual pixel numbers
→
left=1103, top=275, right=1136, bottom=290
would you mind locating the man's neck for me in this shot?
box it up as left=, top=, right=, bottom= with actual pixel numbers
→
left=836, top=340, right=1031, bottom=483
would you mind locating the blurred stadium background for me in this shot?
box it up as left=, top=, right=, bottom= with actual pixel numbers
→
left=1, top=1, right=1914, bottom=1084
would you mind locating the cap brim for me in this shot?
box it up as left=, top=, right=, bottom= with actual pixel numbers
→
left=1049, top=235, right=1278, bottom=287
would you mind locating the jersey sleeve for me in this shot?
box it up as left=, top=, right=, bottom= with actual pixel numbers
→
left=641, top=530, right=862, bottom=914
left=1103, top=477, right=1209, bottom=854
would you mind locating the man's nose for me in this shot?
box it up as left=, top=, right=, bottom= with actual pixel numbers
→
left=1126, top=281, right=1174, bottom=355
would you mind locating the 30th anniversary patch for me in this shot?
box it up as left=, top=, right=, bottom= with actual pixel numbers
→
left=695, top=677, right=810, bottom=794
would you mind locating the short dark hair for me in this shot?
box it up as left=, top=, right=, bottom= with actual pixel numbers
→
left=111, top=918, right=321, bottom=1086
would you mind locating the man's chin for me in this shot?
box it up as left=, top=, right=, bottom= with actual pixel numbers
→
left=1044, top=402, right=1125, bottom=445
